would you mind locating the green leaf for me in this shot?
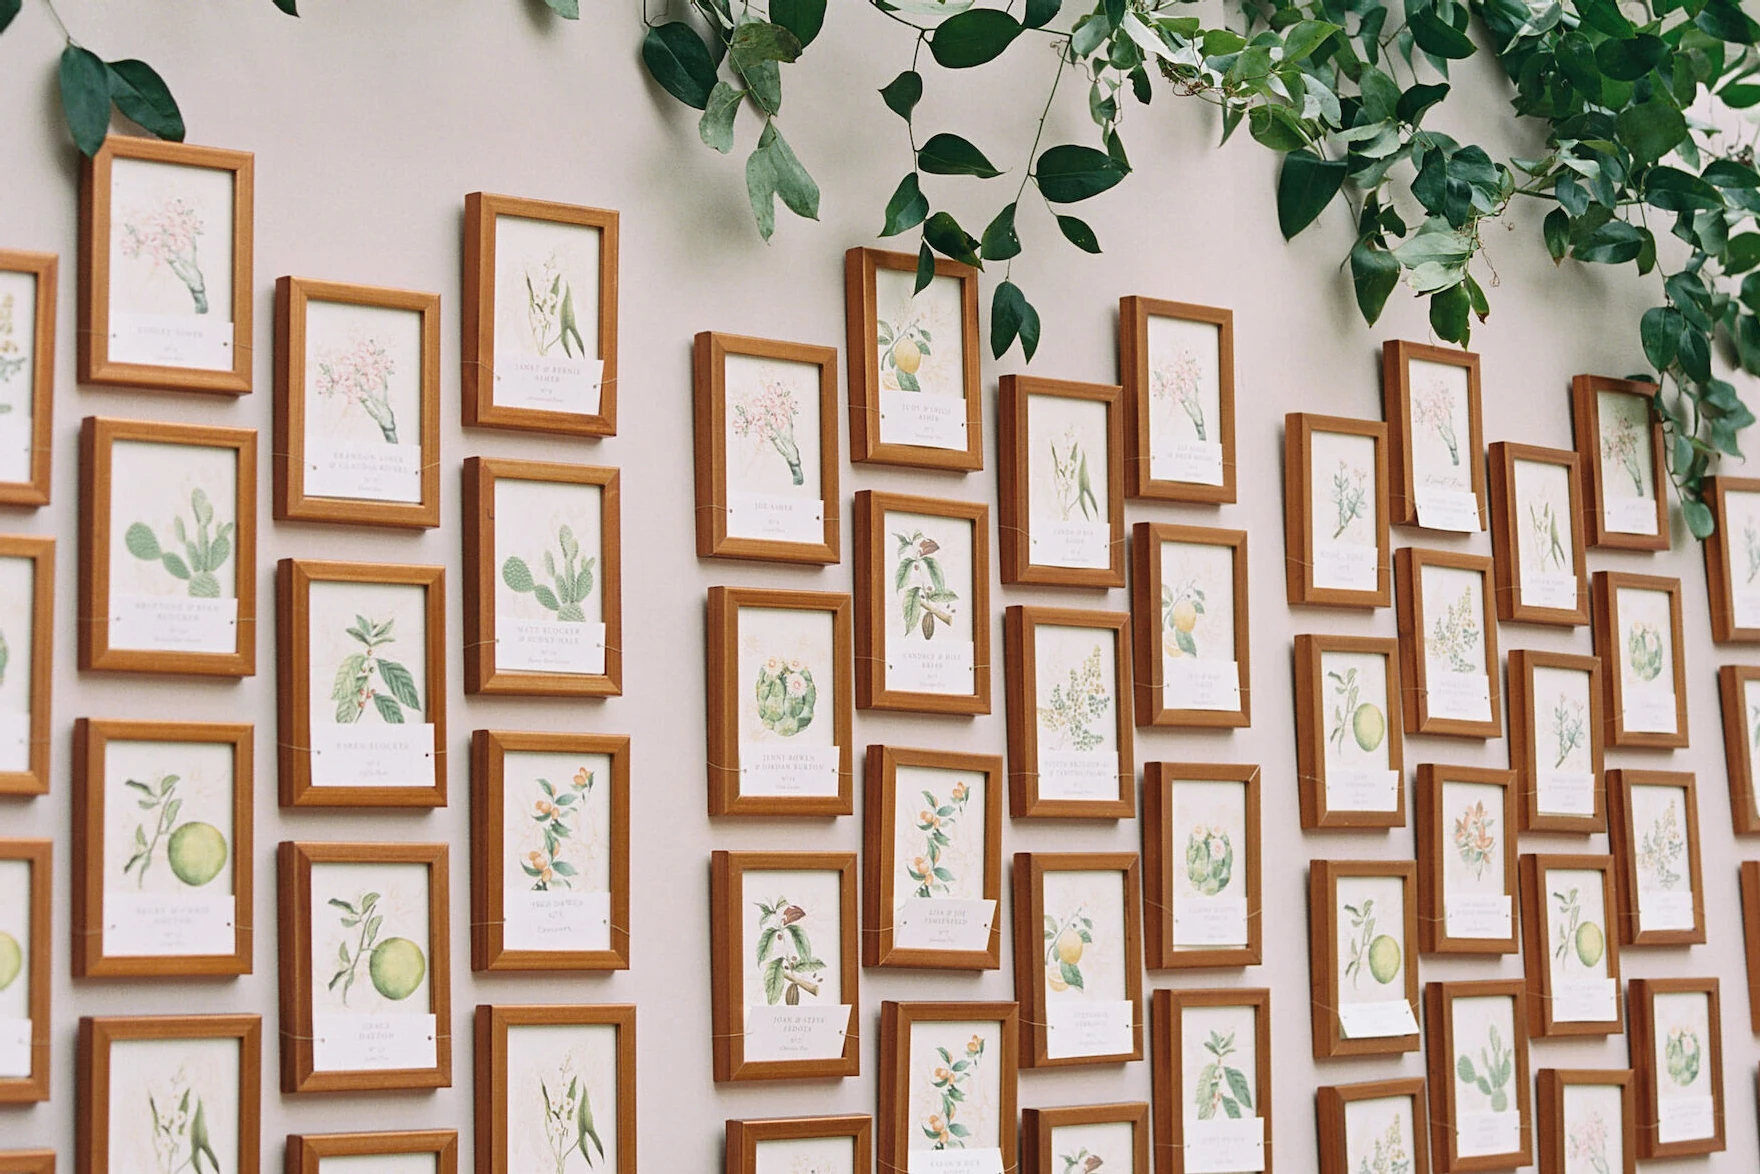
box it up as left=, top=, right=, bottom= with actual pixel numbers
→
left=124, top=522, right=162, bottom=561
left=542, top=0, right=579, bottom=17
left=745, top=121, right=820, bottom=240
left=1429, top=282, right=1470, bottom=343
left=1247, top=105, right=1308, bottom=151
left=915, top=241, right=935, bottom=295
left=1572, top=219, right=1646, bottom=264
left=1618, top=96, right=1688, bottom=167
left=372, top=693, right=405, bottom=724
left=59, top=45, right=112, bottom=157
left=880, top=70, right=923, bottom=120
left=1409, top=9, right=1475, bottom=60
left=1056, top=214, right=1101, bottom=253
left=1395, top=82, right=1450, bottom=124
left=378, top=658, right=421, bottom=710
left=698, top=82, right=743, bottom=154
left=271, top=0, right=298, bottom=13
left=1225, top=1065, right=1255, bottom=1109
left=1350, top=239, right=1399, bottom=323
left=1596, top=34, right=1667, bottom=82
left=930, top=8, right=1022, bottom=68
left=1697, top=0, right=1760, bottom=44
left=882, top=173, right=930, bottom=237
left=1281, top=20, right=1340, bottom=62
left=1576, top=0, right=1632, bottom=35
left=1684, top=497, right=1715, bottom=538
left=1024, top=0, right=1062, bottom=30
left=1642, top=307, right=1682, bottom=370
left=728, top=21, right=803, bottom=74
left=1276, top=149, right=1346, bottom=238
left=770, top=0, right=827, bottom=47
left=1645, top=167, right=1723, bottom=213
left=990, top=280, right=1040, bottom=361
left=980, top=202, right=1021, bottom=261
left=918, top=133, right=1001, bottom=178
left=1543, top=207, right=1569, bottom=263
left=105, top=60, right=184, bottom=141
left=923, top=210, right=980, bottom=267
left=1034, top=144, right=1126, bottom=203
left=641, top=22, right=718, bottom=111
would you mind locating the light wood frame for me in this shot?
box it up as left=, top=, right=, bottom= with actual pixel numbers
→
left=1150, top=986, right=1272, bottom=1174
left=1131, top=522, right=1249, bottom=728
left=1536, top=1069, right=1635, bottom=1174
left=1423, top=979, right=1532, bottom=1172
left=272, top=276, right=441, bottom=528
left=1719, top=664, right=1760, bottom=834
left=1704, top=474, right=1760, bottom=641
left=1383, top=340, right=1485, bottom=530
left=1572, top=374, right=1668, bottom=550
left=71, top=718, right=252, bottom=977
left=1591, top=571, right=1688, bottom=748
left=474, top=1003, right=636, bottom=1174
left=1607, top=769, right=1706, bottom=946
left=705, top=586, right=854, bottom=817
left=463, top=456, right=622, bottom=697
left=1119, top=297, right=1236, bottom=503
left=470, top=729, right=630, bottom=972
left=0, top=535, right=52, bottom=795
left=0, top=1152, right=54, bottom=1173
left=1628, top=977, right=1726, bottom=1159
left=1508, top=649, right=1605, bottom=834
left=1308, top=859, right=1420, bottom=1060
left=1004, top=605, right=1135, bottom=818
left=1022, top=1101, right=1149, bottom=1174
left=1283, top=412, right=1390, bottom=608
left=1741, top=861, right=1760, bottom=1032
left=1316, top=1077, right=1431, bottom=1174
left=1293, top=634, right=1405, bottom=830
left=462, top=192, right=619, bottom=437
left=693, top=331, right=839, bottom=564
left=0, top=250, right=55, bottom=506
left=1416, top=764, right=1518, bottom=956
left=853, top=491, right=990, bottom=714
left=877, top=1001, right=1019, bottom=1174
left=709, top=850, right=860, bottom=1082
left=1487, top=441, right=1588, bottom=625
left=77, top=1014, right=261, bottom=1174
left=997, top=374, right=1126, bottom=588
left=1394, top=547, right=1502, bottom=739
left=1518, top=854, right=1623, bottom=1039
left=285, top=1131, right=458, bottom=1174
left=1142, top=762, right=1262, bottom=969
left=79, top=136, right=254, bottom=394
left=78, top=416, right=257, bottom=676
left=0, top=839, right=50, bottom=1103
left=725, top=1116, right=871, bottom=1174
left=861, top=745, right=1003, bottom=970
left=843, top=247, right=982, bottom=470
left=276, top=841, right=451, bottom=1093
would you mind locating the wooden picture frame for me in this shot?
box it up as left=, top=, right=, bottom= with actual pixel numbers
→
left=1283, top=412, right=1389, bottom=608
left=709, top=850, right=860, bottom=1082
left=1518, top=854, right=1622, bottom=1039
left=0, top=250, right=55, bottom=506
left=79, top=136, right=254, bottom=394
left=1394, top=547, right=1501, bottom=738
left=1591, top=571, right=1687, bottom=748
left=1119, top=297, right=1236, bottom=504
left=844, top=247, right=982, bottom=470
left=1021, top=1101, right=1149, bottom=1174
left=71, top=719, right=252, bottom=977
left=1004, top=605, right=1135, bottom=818
left=272, top=276, right=441, bottom=528
left=285, top=1131, right=458, bottom=1174
left=1507, top=649, right=1604, bottom=834
left=79, top=416, right=257, bottom=676
left=463, top=457, right=622, bottom=697
left=692, top=331, right=839, bottom=564
left=276, top=559, right=447, bottom=807
left=1149, top=987, right=1271, bottom=1174
left=1703, top=474, right=1760, bottom=641
left=853, top=491, right=990, bottom=714
left=0, top=839, right=50, bottom=1103
left=705, top=586, right=853, bottom=817
left=474, top=1003, right=635, bottom=1174
left=1141, top=762, right=1261, bottom=969
left=1607, top=769, right=1705, bottom=946
left=1627, top=978, right=1725, bottom=1158
left=998, top=374, right=1126, bottom=588
left=1416, top=764, right=1517, bottom=956
left=0, top=1152, right=54, bottom=1174
left=470, top=729, right=630, bottom=972
left=1572, top=374, right=1668, bottom=550
left=1487, top=442, right=1587, bottom=625
left=1536, top=1070, right=1634, bottom=1174
left=462, top=192, right=619, bottom=437
left=1131, top=522, right=1249, bottom=728
left=276, top=841, right=451, bottom=1093
left=877, top=1001, right=1019, bottom=1174
left=724, top=1115, right=871, bottom=1174
left=1720, top=664, right=1760, bottom=834
left=0, top=535, right=52, bottom=795
left=1293, top=634, right=1405, bottom=829
left=1423, top=980, right=1532, bottom=1172
left=861, top=745, right=1003, bottom=971
left=77, top=1013, right=261, bottom=1174
left=1317, top=1077, right=1430, bottom=1174
left=1012, top=852, right=1144, bottom=1068
left=1308, top=860, right=1419, bottom=1060
left=1741, top=861, right=1760, bottom=1032
left=1383, top=340, right=1484, bottom=531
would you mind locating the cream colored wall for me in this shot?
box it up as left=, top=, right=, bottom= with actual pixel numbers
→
left=0, top=1, right=1754, bottom=1170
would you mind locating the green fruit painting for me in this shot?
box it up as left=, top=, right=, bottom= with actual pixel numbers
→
left=166, top=821, right=228, bottom=887
left=0, top=931, right=20, bottom=991
left=369, top=937, right=426, bottom=1001
left=1574, top=921, right=1605, bottom=968
left=1367, top=934, right=1402, bottom=984
left=1352, top=703, right=1386, bottom=752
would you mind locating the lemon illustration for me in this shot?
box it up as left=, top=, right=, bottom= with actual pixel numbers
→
left=0, top=932, right=20, bottom=991
left=1046, top=969, right=1068, bottom=992
left=1162, top=629, right=1185, bottom=659
left=1352, top=703, right=1386, bottom=753
left=1575, top=921, right=1605, bottom=968
left=1172, top=599, right=1198, bottom=633
left=167, top=822, right=228, bottom=887
left=892, top=338, right=922, bottom=375
left=1055, top=928, right=1085, bottom=966
left=369, top=937, right=427, bottom=1001
left=1367, top=934, right=1402, bottom=984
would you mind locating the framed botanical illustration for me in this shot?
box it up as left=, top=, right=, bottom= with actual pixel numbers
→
left=1293, top=634, right=1404, bottom=829
left=1149, top=987, right=1271, bottom=1174
left=0, top=839, right=49, bottom=1103
left=1607, top=769, right=1705, bottom=946
left=1415, top=764, right=1517, bottom=955
left=276, top=841, right=450, bottom=1093
left=1383, top=340, right=1484, bottom=531
left=876, top=1001, right=1019, bottom=1174
left=1535, top=1069, right=1634, bottom=1174
left=1012, top=852, right=1143, bottom=1068
left=470, top=729, right=630, bottom=972
left=474, top=1003, right=635, bottom=1174
left=0, top=535, right=52, bottom=795
left=1572, top=374, right=1668, bottom=550
left=997, top=375, right=1125, bottom=588
left=853, top=491, right=990, bottom=714
left=272, top=277, right=441, bottom=528
left=725, top=1115, right=871, bottom=1174
left=709, top=850, right=859, bottom=1082
left=1742, top=862, right=1760, bottom=1031
left=71, top=719, right=252, bottom=977
left=1487, top=442, right=1587, bottom=624
left=1282, top=413, right=1389, bottom=608
left=844, top=246, right=981, bottom=470
left=0, top=250, right=54, bottom=506
left=285, top=1131, right=459, bottom=1174
left=705, top=586, right=853, bottom=816
left=1394, top=547, right=1501, bottom=738
left=0, top=1152, right=54, bottom=1173
left=1131, top=523, right=1249, bottom=728
left=79, top=416, right=257, bottom=676
left=1118, top=297, right=1235, bottom=503
left=1423, top=980, right=1531, bottom=1172
left=1507, top=650, right=1604, bottom=834
left=693, top=331, right=838, bottom=564
left=1517, top=854, right=1622, bottom=1038
left=463, top=457, right=621, bottom=697
left=77, top=1013, right=261, bottom=1174
left=277, top=560, right=446, bottom=806
left=1141, top=762, right=1261, bottom=969
left=462, top=193, right=619, bottom=436
left=1627, top=978, right=1725, bottom=1158
left=862, top=745, right=1002, bottom=970
left=1316, top=1077, right=1429, bottom=1174
left=1591, top=571, right=1686, bottom=747
left=1704, top=475, right=1760, bottom=640
left=1021, top=1102, right=1148, bottom=1174
left=1004, top=606, right=1134, bottom=818
left=1718, top=664, right=1760, bottom=833
left=1308, top=860, right=1419, bottom=1060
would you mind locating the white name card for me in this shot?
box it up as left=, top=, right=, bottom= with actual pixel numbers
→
left=1624, top=688, right=1678, bottom=734
left=0, top=413, right=31, bottom=484
left=1326, top=767, right=1401, bottom=813
left=502, top=888, right=611, bottom=953
left=1154, top=437, right=1225, bottom=486
left=1045, top=998, right=1133, bottom=1060
left=0, top=713, right=30, bottom=773
left=1522, top=570, right=1579, bottom=612
left=908, top=1147, right=1003, bottom=1174
left=1553, top=977, right=1617, bottom=1023
left=1733, top=585, right=1760, bottom=630
left=312, top=1011, right=437, bottom=1073
left=104, top=891, right=234, bottom=957
left=880, top=390, right=967, bottom=450
left=1174, top=895, right=1249, bottom=947
left=742, top=1002, right=851, bottom=1063
left=1425, top=667, right=1491, bottom=722
left=1031, top=519, right=1111, bottom=569
left=1184, top=1116, right=1265, bottom=1174
left=1338, top=999, right=1418, bottom=1039
left=0, top=1016, right=32, bottom=1078
left=727, top=492, right=824, bottom=545
left=894, top=897, right=996, bottom=952
left=498, top=618, right=606, bottom=676
left=889, top=640, right=974, bottom=696
left=1658, top=1094, right=1717, bottom=1143
left=495, top=354, right=603, bottom=415
left=1313, top=543, right=1378, bottom=592
left=1414, top=485, right=1480, bottom=532
left=109, top=311, right=233, bottom=370
left=1639, top=887, right=1696, bottom=931
left=740, top=744, right=840, bottom=798
left=1537, top=769, right=1595, bottom=816
left=1165, top=658, right=1241, bottom=712
left=1445, top=893, right=1512, bottom=940
left=1604, top=496, right=1658, bottom=535
left=1038, top=751, right=1118, bottom=801
left=310, top=722, right=435, bottom=789
left=305, top=440, right=423, bottom=503
left=1457, top=1110, right=1521, bottom=1159
left=110, top=594, right=236, bottom=654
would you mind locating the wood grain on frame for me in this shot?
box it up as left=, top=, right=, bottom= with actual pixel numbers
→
left=1741, top=862, right=1760, bottom=1032
left=1394, top=547, right=1501, bottom=738
left=1536, top=1070, right=1634, bottom=1174
left=1518, top=854, right=1622, bottom=1039
left=1293, top=634, right=1405, bottom=830
left=0, top=1151, right=55, bottom=1174
left=1627, top=978, right=1725, bottom=1159
left=998, top=374, right=1126, bottom=588
left=877, top=1001, right=1019, bottom=1174
left=1283, top=413, right=1389, bottom=608
left=1021, top=1102, right=1149, bottom=1174
left=1119, top=297, right=1236, bottom=503
left=1704, top=475, right=1760, bottom=641
left=1572, top=375, right=1668, bottom=550
left=1422, top=980, right=1532, bottom=1172
left=724, top=1115, right=871, bottom=1174
left=1131, top=522, right=1249, bottom=727
left=1308, top=860, right=1419, bottom=1060
left=1383, top=340, right=1485, bottom=530
left=1487, top=442, right=1588, bottom=625
left=1508, top=649, right=1605, bottom=834
left=0, top=839, right=50, bottom=1103
left=285, top=1131, right=458, bottom=1174
left=1416, top=764, right=1518, bottom=955
left=1012, top=852, right=1144, bottom=1067
left=0, top=250, right=55, bottom=506
left=0, top=535, right=52, bottom=795
left=1150, top=987, right=1272, bottom=1174
left=1142, top=762, right=1262, bottom=969
left=1316, top=1077, right=1430, bottom=1174
left=1718, top=664, right=1760, bottom=834
left=1606, top=769, right=1706, bottom=946
left=1004, top=605, right=1135, bottom=818
left=474, top=1003, right=636, bottom=1174
left=1591, top=571, right=1688, bottom=748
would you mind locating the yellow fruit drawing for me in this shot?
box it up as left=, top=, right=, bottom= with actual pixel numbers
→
left=1171, top=599, right=1198, bottom=633
left=166, top=821, right=228, bottom=887
left=1055, top=928, right=1085, bottom=965
left=0, top=932, right=20, bottom=990
left=892, top=338, right=922, bottom=375
left=1367, top=934, right=1402, bottom=984
left=1351, top=703, right=1386, bottom=753
left=1575, top=921, right=1605, bottom=968
left=368, top=937, right=427, bottom=1001
left=1046, top=969, right=1068, bottom=992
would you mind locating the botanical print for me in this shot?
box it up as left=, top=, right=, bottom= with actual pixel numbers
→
left=1041, top=869, right=1126, bottom=1001
left=1179, top=1003, right=1258, bottom=1128
left=125, top=486, right=233, bottom=599
left=110, top=441, right=238, bottom=603
left=892, top=766, right=982, bottom=905
left=1422, top=567, right=1484, bottom=675
left=726, top=352, right=820, bottom=494
left=1408, top=358, right=1471, bottom=493
left=1049, top=1121, right=1133, bottom=1174
left=0, top=858, right=29, bottom=1030
left=875, top=266, right=962, bottom=399
left=1147, top=316, right=1219, bottom=445
left=1321, top=650, right=1392, bottom=790
left=310, top=861, right=431, bottom=1015
left=1597, top=391, right=1655, bottom=501
left=1652, top=991, right=1710, bottom=1111
left=906, top=1019, right=1002, bottom=1152
left=110, top=157, right=235, bottom=321
left=492, top=214, right=604, bottom=413
left=1159, top=541, right=1234, bottom=667
left=741, top=868, right=842, bottom=1010
left=1455, top=1018, right=1515, bottom=1112
left=0, top=554, right=34, bottom=772
left=1537, top=666, right=1591, bottom=772
left=1343, top=1095, right=1415, bottom=1174
left=1616, top=587, right=1676, bottom=732
left=1546, top=869, right=1608, bottom=981
left=753, top=1135, right=856, bottom=1174
left=105, top=1036, right=239, bottom=1174
left=496, top=478, right=604, bottom=629
left=104, top=738, right=233, bottom=900
left=1451, top=994, right=1520, bottom=1157
left=1028, top=394, right=1106, bottom=527
left=307, top=302, right=423, bottom=447
left=505, top=1021, right=620, bottom=1173
left=503, top=750, right=612, bottom=897
left=330, top=615, right=422, bottom=725
left=1513, top=458, right=1575, bottom=603
left=890, top=514, right=966, bottom=644
left=1035, top=626, right=1117, bottom=755
left=1562, top=1082, right=1624, bottom=1174
left=308, top=581, right=429, bottom=733
left=1630, top=783, right=1694, bottom=929
left=1314, top=430, right=1376, bottom=543
left=0, top=273, right=32, bottom=392
left=1337, top=875, right=1405, bottom=998
left=1170, top=778, right=1248, bottom=948
left=738, top=607, right=834, bottom=748
left=1724, top=489, right=1760, bottom=626
left=1446, top=782, right=1502, bottom=886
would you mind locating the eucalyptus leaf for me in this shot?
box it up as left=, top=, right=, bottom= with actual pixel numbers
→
left=919, top=132, right=1001, bottom=178
left=880, top=70, right=923, bottom=120
left=929, top=8, right=1022, bottom=68
left=642, top=21, right=718, bottom=110
left=1034, top=144, right=1125, bottom=202
left=106, top=59, right=184, bottom=141
left=1276, top=149, right=1346, bottom=238
left=59, top=45, right=112, bottom=157
left=881, top=172, right=930, bottom=236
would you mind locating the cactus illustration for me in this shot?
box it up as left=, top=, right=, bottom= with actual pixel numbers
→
left=755, top=657, right=817, bottom=736
left=1665, top=1027, right=1703, bottom=1087
left=503, top=526, right=596, bottom=622
left=124, top=488, right=233, bottom=598
left=1456, top=1025, right=1514, bottom=1112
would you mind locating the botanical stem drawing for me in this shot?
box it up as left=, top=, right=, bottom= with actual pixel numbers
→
left=1451, top=800, right=1497, bottom=882
left=876, top=311, right=932, bottom=393
left=331, top=615, right=422, bottom=725
left=503, top=525, right=596, bottom=621
left=147, top=1071, right=221, bottom=1174
left=326, top=889, right=381, bottom=1006
left=1330, top=460, right=1369, bottom=539
left=0, top=292, right=25, bottom=387
left=1041, top=903, right=1093, bottom=993
left=1343, top=897, right=1401, bottom=988
left=1551, top=694, right=1587, bottom=769
left=732, top=378, right=804, bottom=485
left=125, top=488, right=233, bottom=599
left=1193, top=1030, right=1254, bottom=1120
left=314, top=337, right=400, bottom=444
left=894, top=529, right=958, bottom=640
left=754, top=657, right=816, bottom=736
left=0, top=628, right=7, bottom=686
left=1048, top=429, right=1099, bottom=522
left=1601, top=414, right=1647, bottom=496
left=1150, top=348, right=1206, bottom=440
left=1327, top=666, right=1387, bottom=756
left=524, top=766, right=594, bottom=891
left=1552, top=886, right=1605, bottom=971
left=325, top=889, right=427, bottom=1007
left=122, top=772, right=229, bottom=890
left=524, top=253, right=586, bottom=359
left=1037, top=645, right=1111, bottom=753
left=1528, top=499, right=1567, bottom=572
left=1665, top=1026, right=1703, bottom=1087
left=1411, top=383, right=1460, bottom=466
left=1456, top=1025, right=1514, bottom=1113
left=1184, top=824, right=1233, bottom=897
left=753, top=896, right=824, bottom=1005
left=120, top=198, right=208, bottom=314
left=1566, top=1108, right=1612, bottom=1174
left=1160, top=575, right=1204, bottom=659
left=539, top=1059, right=605, bottom=1172
left=1061, top=1147, right=1105, bottom=1174
left=1626, top=621, right=1665, bottom=682
left=1356, top=1117, right=1411, bottom=1174
left=921, top=1034, right=985, bottom=1149
left=1745, top=520, right=1760, bottom=585
left=907, top=781, right=969, bottom=900
left=1427, top=588, right=1481, bottom=673
left=1637, top=803, right=1685, bottom=891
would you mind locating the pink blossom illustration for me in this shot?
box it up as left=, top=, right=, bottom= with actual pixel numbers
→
left=1151, top=349, right=1207, bottom=440
left=120, top=198, right=209, bottom=314
left=732, top=379, right=803, bottom=485
left=315, top=337, right=400, bottom=443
